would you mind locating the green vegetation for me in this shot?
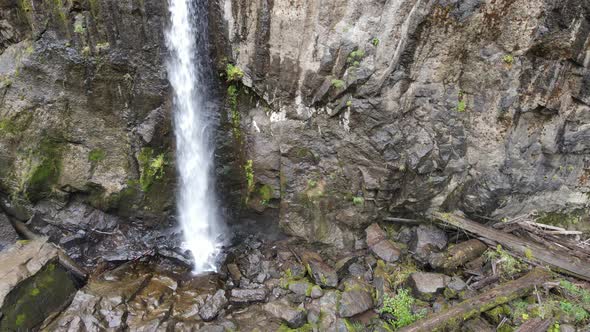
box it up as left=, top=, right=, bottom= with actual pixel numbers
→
left=331, top=79, right=345, bottom=89
left=53, top=0, right=68, bottom=26
left=258, top=184, right=273, bottom=205
left=277, top=323, right=314, bottom=332
left=346, top=100, right=352, bottom=107
left=379, top=289, right=426, bottom=330
left=88, top=148, right=106, bottom=163
left=227, top=84, right=241, bottom=140
left=348, top=49, right=365, bottom=63
left=352, top=196, right=364, bottom=206
left=19, top=0, right=33, bottom=14
left=1, top=76, right=12, bottom=87
left=307, top=179, right=317, bottom=188
left=457, top=91, right=467, bottom=112
left=24, top=138, right=62, bottom=202
left=536, top=212, right=583, bottom=229
left=559, top=280, right=590, bottom=303
left=506, top=280, right=590, bottom=328
left=372, top=37, right=380, bottom=46
left=502, top=54, right=514, bottom=65
left=15, top=314, right=26, bottom=326
left=138, top=148, right=166, bottom=192
left=0, top=113, right=32, bottom=137
left=244, top=159, right=254, bottom=193
left=96, top=42, right=110, bottom=52
left=343, top=319, right=365, bottom=331
left=226, top=63, right=244, bottom=82
left=82, top=46, right=90, bottom=56
left=483, top=245, right=524, bottom=278
left=0, top=262, right=77, bottom=331
left=89, top=0, right=100, bottom=17
left=559, top=301, right=589, bottom=322
left=74, top=20, right=85, bottom=34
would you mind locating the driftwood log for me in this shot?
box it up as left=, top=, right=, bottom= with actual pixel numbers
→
left=398, top=268, right=552, bottom=332
left=433, top=212, right=590, bottom=281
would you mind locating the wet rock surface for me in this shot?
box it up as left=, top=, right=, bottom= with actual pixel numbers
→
left=199, top=289, right=228, bottom=321
left=5, top=227, right=582, bottom=332
left=230, top=288, right=268, bottom=304
left=301, top=251, right=339, bottom=288
left=0, top=239, right=82, bottom=331
left=264, top=298, right=307, bottom=328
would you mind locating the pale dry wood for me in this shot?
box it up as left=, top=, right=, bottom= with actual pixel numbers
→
left=514, top=318, right=552, bottom=332
left=433, top=212, right=590, bottom=281
left=398, top=268, right=552, bottom=332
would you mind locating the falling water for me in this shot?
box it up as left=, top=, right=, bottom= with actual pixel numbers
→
left=165, top=0, right=222, bottom=273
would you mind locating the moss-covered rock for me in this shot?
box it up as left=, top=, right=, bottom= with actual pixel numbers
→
left=0, top=261, right=78, bottom=330
left=0, top=239, right=81, bottom=331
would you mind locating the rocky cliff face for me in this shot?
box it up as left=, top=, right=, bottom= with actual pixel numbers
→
left=219, top=0, right=590, bottom=247
left=0, top=0, right=177, bottom=264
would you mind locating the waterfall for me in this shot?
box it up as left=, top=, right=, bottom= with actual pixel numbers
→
left=165, top=0, right=222, bottom=273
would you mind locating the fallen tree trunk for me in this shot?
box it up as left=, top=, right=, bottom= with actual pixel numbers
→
left=398, top=268, right=552, bottom=332
left=429, top=239, right=488, bottom=271
left=514, top=318, right=552, bottom=332
left=433, top=212, right=590, bottom=281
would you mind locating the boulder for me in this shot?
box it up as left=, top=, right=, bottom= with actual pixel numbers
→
left=230, top=288, right=268, bottom=304
left=45, top=259, right=222, bottom=330
left=301, top=252, right=339, bottom=288
left=264, top=299, right=307, bottom=328
left=318, top=291, right=340, bottom=330
left=409, top=224, right=447, bottom=261
left=310, top=285, right=323, bottom=299
left=365, top=223, right=401, bottom=263
left=335, top=255, right=358, bottom=280
left=406, top=272, right=450, bottom=301
left=447, top=276, right=467, bottom=292
left=338, top=280, right=374, bottom=317
left=0, top=238, right=81, bottom=331
left=288, top=280, right=314, bottom=297
left=199, top=289, right=228, bottom=321
left=227, top=263, right=242, bottom=283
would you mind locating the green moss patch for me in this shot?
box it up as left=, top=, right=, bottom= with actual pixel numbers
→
left=137, top=147, right=166, bottom=192
left=88, top=148, right=106, bottom=163
left=226, top=64, right=244, bottom=82
left=536, top=211, right=588, bottom=232
left=23, top=138, right=63, bottom=202
left=0, top=112, right=33, bottom=138
left=0, top=261, right=78, bottom=331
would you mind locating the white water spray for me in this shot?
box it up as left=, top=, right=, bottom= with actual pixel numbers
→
left=165, top=0, right=222, bottom=273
